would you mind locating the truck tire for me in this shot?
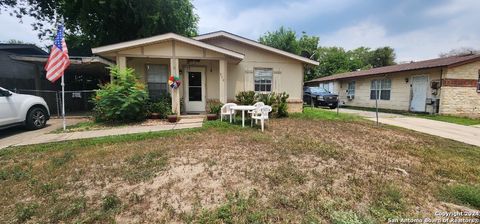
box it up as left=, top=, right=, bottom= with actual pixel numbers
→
left=26, top=107, right=47, bottom=130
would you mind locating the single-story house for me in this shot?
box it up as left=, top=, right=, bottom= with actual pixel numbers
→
left=305, top=54, right=480, bottom=118
left=91, top=31, right=319, bottom=115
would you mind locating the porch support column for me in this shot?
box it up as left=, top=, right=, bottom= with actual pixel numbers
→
left=170, top=58, right=181, bottom=116
left=219, top=59, right=227, bottom=103
left=116, top=56, right=127, bottom=69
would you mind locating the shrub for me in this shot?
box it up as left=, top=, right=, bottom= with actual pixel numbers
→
left=92, top=66, right=149, bottom=122
left=147, top=94, right=172, bottom=119
left=256, top=92, right=276, bottom=106
left=235, top=91, right=256, bottom=105
left=235, top=91, right=290, bottom=118
left=276, top=92, right=289, bottom=118
left=207, top=99, right=223, bottom=115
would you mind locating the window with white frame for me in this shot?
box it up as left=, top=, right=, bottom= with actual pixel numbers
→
left=254, top=68, right=273, bottom=92
left=370, top=79, right=391, bottom=100
left=347, top=81, right=355, bottom=96
left=147, top=64, right=168, bottom=99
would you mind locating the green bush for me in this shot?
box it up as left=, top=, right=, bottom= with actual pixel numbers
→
left=235, top=91, right=290, bottom=118
left=92, top=66, right=149, bottom=122
left=275, top=92, right=289, bottom=118
left=235, top=91, right=256, bottom=105
left=256, top=92, right=276, bottom=106
left=207, top=99, right=223, bottom=115
left=147, top=94, right=172, bottom=119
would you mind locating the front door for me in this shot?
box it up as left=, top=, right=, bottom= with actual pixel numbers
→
left=185, top=67, right=206, bottom=112
left=410, top=75, right=428, bottom=112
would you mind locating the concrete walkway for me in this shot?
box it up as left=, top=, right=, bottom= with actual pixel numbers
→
left=339, top=108, right=480, bottom=147
left=1, top=118, right=203, bottom=149
left=0, top=118, right=87, bottom=149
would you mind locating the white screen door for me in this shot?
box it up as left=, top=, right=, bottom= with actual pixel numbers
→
left=410, top=75, right=428, bottom=112
left=185, top=67, right=206, bottom=112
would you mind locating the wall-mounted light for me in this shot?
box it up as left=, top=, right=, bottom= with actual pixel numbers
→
left=405, top=77, right=409, bottom=83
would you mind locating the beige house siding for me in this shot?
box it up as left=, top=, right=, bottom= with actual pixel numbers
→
left=439, top=61, right=480, bottom=117
left=202, top=37, right=304, bottom=112
left=122, top=37, right=305, bottom=113
left=329, top=68, right=442, bottom=112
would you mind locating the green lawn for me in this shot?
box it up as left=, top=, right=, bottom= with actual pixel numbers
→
left=1, top=108, right=479, bottom=223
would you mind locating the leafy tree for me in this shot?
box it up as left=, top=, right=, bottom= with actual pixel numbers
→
left=258, top=27, right=396, bottom=81
left=259, top=26, right=299, bottom=54
left=316, top=47, right=352, bottom=77
left=439, top=47, right=480, bottom=57
left=1, top=0, right=198, bottom=55
left=368, top=47, right=396, bottom=68
left=259, top=27, right=320, bottom=81
left=315, top=46, right=395, bottom=78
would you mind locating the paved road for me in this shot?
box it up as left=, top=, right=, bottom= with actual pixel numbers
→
left=0, top=118, right=203, bottom=149
left=339, top=108, right=480, bottom=147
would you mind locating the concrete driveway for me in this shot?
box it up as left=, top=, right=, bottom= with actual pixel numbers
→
left=339, top=108, right=480, bottom=147
left=0, top=118, right=87, bottom=149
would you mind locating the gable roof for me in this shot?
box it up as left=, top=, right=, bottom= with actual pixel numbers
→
left=306, top=54, right=480, bottom=83
left=91, top=33, right=244, bottom=60
left=194, top=31, right=319, bottom=66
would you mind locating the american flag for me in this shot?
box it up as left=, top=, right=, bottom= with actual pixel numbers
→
left=45, top=25, right=70, bottom=83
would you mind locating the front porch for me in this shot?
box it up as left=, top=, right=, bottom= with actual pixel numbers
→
left=121, top=57, right=231, bottom=115
left=91, top=33, right=245, bottom=116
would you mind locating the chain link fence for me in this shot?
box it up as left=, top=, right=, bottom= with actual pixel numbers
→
left=14, top=89, right=96, bottom=117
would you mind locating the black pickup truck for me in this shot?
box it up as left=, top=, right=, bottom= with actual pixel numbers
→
left=303, top=86, right=339, bottom=109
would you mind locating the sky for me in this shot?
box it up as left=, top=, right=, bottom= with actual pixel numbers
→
left=1, top=0, right=479, bottom=62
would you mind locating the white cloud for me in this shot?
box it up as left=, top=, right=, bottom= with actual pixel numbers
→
left=426, top=0, right=480, bottom=16
left=320, top=1, right=480, bottom=62
left=0, top=11, right=46, bottom=46
left=195, top=0, right=354, bottom=39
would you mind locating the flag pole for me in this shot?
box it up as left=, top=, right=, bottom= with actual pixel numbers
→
left=60, top=18, right=66, bottom=131
left=61, top=74, right=66, bottom=130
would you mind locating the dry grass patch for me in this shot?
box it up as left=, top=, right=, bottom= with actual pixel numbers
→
left=1, top=110, right=479, bottom=223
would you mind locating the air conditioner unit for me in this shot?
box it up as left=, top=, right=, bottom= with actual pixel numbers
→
left=347, top=95, right=354, bottom=100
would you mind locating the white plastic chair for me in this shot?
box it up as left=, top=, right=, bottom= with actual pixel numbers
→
left=220, top=103, right=237, bottom=123
left=251, top=105, right=272, bottom=132
left=248, top=102, right=265, bottom=117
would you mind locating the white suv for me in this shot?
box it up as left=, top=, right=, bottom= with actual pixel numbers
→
left=0, top=87, right=50, bottom=130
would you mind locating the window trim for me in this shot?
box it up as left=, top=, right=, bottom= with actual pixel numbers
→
left=370, top=79, right=391, bottom=100
left=254, top=67, right=273, bottom=93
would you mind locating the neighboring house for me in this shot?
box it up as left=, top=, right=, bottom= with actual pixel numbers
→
left=91, top=31, right=319, bottom=114
left=0, top=43, right=112, bottom=114
left=306, top=54, right=480, bottom=118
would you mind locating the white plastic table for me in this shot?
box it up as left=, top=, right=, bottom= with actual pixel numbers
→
left=231, top=105, right=256, bottom=127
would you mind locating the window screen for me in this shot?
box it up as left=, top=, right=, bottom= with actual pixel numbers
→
left=147, top=64, right=168, bottom=100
